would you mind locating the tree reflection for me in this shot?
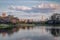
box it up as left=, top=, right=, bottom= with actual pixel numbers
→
left=0, top=26, right=33, bottom=37
left=47, top=26, right=60, bottom=37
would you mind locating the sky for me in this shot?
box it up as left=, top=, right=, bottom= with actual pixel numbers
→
left=0, top=0, right=60, bottom=21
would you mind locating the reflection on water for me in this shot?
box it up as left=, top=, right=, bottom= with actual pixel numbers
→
left=0, top=26, right=33, bottom=37
left=47, top=26, right=60, bottom=37
left=0, top=26, right=60, bottom=40
left=0, top=27, right=17, bottom=36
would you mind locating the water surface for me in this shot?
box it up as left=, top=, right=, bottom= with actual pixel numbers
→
left=0, top=26, right=60, bottom=40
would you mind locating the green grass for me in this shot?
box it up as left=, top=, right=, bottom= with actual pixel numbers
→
left=0, top=24, right=35, bottom=29
left=0, top=24, right=14, bottom=29
left=19, top=24, right=35, bottom=26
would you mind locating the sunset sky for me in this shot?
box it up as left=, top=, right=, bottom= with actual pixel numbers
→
left=0, top=0, right=60, bottom=20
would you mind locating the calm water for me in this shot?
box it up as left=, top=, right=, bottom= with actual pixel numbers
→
left=0, top=26, right=60, bottom=40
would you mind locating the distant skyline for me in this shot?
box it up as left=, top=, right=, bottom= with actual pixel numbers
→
left=0, top=0, right=60, bottom=20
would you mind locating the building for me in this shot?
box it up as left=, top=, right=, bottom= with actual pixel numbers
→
left=0, top=12, right=19, bottom=24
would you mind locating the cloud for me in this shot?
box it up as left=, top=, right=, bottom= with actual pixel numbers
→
left=9, top=3, right=60, bottom=13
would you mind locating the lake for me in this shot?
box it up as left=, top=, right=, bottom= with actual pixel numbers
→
left=0, top=26, right=60, bottom=40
